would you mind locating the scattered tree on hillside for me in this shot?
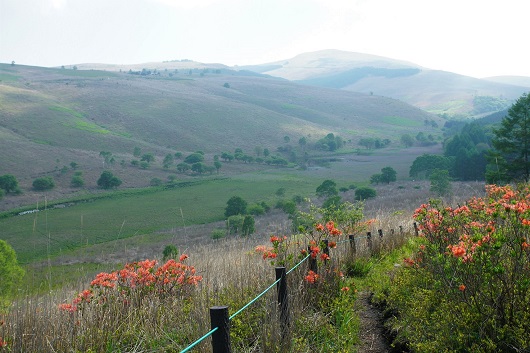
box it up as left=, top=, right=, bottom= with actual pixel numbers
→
left=176, top=163, right=190, bottom=173
left=214, top=160, right=222, bottom=173
left=133, top=146, right=142, bottom=157
left=71, top=175, right=84, bottom=188
left=163, top=154, right=174, bottom=169
left=184, top=153, right=204, bottom=164
left=355, top=187, right=376, bottom=200
left=409, top=154, right=453, bottom=179
left=141, top=153, right=155, bottom=163
left=315, top=133, right=343, bottom=151
left=316, top=179, right=338, bottom=198
left=225, top=196, right=248, bottom=218
left=70, top=162, right=79, bottom=170
left=430, top=169, right=452, bottom=196
left=489, top=93, right=530, bottom=183
left=241, top=215, right=255, bottom=236
left=32, top=177, right=55, bottom=191
left=401, top=134, right=414, bottom=147
left=162, top=245, right=178, bottom=261
left=0, top=174, right=19, bottom=194
left=97, top=171, right=122, bottom=189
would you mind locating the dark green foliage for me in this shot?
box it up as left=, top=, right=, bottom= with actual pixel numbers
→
left=225, top=196, right=247, bottom=218
left=355, top=186, right=376, bottom=200
left=184, top=153, right=204, bottom=164
left=71, top=175, right=85, bottom=187
left=32, top=176, right=55, bottom=191
left=141, top=153, right=155, bottom=163
left=316, top=179, right=338, bottom=197
left=409, top=154, right=453, bottom=179
left=248, top=204, right=265, bottom=215
left=489, top=93, right=530, bottom=182
left=0, top=174, right=19, bottom=193
left=97, top=171, right=122, bottom=189
left=176, top=163, right=190, bottom=173
left=162, top=245, right=178, bottom=261
left=275, top=199, right=296, bottom=215
left=162, top=154, right=174, bottom=169
left=315, top=133, right=343, bottom=151
left=275, top=187, right=286, bottom=196
left=429, top=169, right=452, bottom=196
left=211, top=228, right=226, bottom=240
left=226, top=214, right=244, bottom=234
left=322, top=195, right=342, bottom=209
left=0, top=189, right=3, bottom=200
left=150, top=178, right=162, bottom=186
left=241, top=215, right=255, bottom=236
left=371, top=166, right=397, bottom=184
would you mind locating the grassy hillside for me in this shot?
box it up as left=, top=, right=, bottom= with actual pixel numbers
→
left=0, top=63, right=440, bottom=199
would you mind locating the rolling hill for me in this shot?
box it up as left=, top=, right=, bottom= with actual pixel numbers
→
left=242, top=49, right=528, bottom=118
left=0, top=63, right=440, bottom=203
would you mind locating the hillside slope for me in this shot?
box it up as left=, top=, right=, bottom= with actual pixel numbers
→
left=244, top=50, right=528, bottom=117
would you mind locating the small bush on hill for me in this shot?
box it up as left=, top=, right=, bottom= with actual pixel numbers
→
left=32, top=177, right=55, bottom=191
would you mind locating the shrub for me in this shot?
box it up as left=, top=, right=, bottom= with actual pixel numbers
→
left=225, top=196, right=247, bottom=218
left=71, top=175, right=84, bottom=187
left=97, top=171, right=122, bottom=189
left=227, top=214, right=245, bottom=234
left=275, top=199, right=296, bottom=215
left=211, top=228, right=226, bottom=240
left=354, top=187, right=376, bottom=200
left=386, top=185, right=530, bottom=352
left=150, top=178, right=162, bottom=186
left=162, top=245, right=178, bottom=260
left=241, top=215, right=255, bottom=236
left=248, top=204, right=265, bottom=216
left=32, top=176, right=55, bottom=191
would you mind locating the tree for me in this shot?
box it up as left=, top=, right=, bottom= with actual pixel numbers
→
left=191, top=162, right=206, bottom=174
left=409, top=154, right=453, bottom=179
left=401, top=134, right=414, bottom=147
left=355, top=187, right=376, bottom=200
left=225, top=196, right=247, bottom=218
left=97, top=171, right=122, bottom=189
left=490, top=93, right=530, bottom=182
left=214, top=160, right=222, bottom=173
left=163, top=154, right=174, bottom=169
left=316, top=179, right=338, bottom=197
left=0, top=240, right=24, bottom=307
left=241, top=215, right=255, bottom=236
left=430, top=169, right=452, bottom=196
left=184, top=153, right=204, bottom=164
left=32, top=177, right=55, bottom=191
left=0, top=174, right=19, bottom=193
left=99, top=151, right=112, bottom=167
left=176, top=163, right=190, bottom=173
left=162, top=245, right=178, bottom=261
left=71, top=175, right=85, bottom=187
left=141, top=153, right=155, bottom=163
left=133, top=147, right=142, bottom=157
left=380, top=166, right=397, bottom=183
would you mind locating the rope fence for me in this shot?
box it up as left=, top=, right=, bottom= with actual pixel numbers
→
left=179, top=225, right=408, bottom=353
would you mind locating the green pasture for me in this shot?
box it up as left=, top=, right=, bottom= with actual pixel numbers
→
left=0, top=174, right=317, bottom=264
left=382, top=115, right=422, bottom=127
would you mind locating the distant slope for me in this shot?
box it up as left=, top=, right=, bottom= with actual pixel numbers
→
left=0, top=63, right=439, bottom=189
left=483, top=76, right=530, bottom=88
left=243, top=50, right=528, bottom=118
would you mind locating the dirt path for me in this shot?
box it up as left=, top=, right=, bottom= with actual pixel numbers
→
left=355, top=291, right=392, bottom=353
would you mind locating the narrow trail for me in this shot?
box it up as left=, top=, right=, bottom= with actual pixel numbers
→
left=355, top=291, right=391, bottom=353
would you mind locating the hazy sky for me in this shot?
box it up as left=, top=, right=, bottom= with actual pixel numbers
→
left=1, top=0, right=528, bottom=78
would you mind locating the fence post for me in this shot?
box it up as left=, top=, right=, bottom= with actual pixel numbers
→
left=378, top=229, right=383, bottom=239
left=210, top=306, right=231, bottom=353
left=366, top=232, right=372, bottom=253
left=413, top=222, right=419, bottom=236
left=323, top=239, right=329, bottom=260
left=308, top=246, right=318, bottom=273
left=399, top=225, right=403, bottom=236
left=275, top=267, right=290, bottom=340
left=349, top=234, right=356, bottom=256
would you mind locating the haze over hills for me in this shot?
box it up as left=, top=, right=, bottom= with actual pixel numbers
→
left=241, top=50, right=529, bottom=118
left=0, top=63, right=439, bottom=200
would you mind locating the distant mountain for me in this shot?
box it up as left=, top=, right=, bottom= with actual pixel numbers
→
left=242, top=50, right=529, bottom=118
left=483, top=76, right=530, bottom=88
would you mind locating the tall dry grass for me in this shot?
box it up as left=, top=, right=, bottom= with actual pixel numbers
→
left=0, top=181, right=486, bottom=352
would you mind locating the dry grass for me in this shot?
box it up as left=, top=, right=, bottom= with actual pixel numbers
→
left=0, top=181, right=486, bottom=352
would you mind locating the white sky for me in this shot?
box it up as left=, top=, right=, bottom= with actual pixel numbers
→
left=0, top=0, right=528, bottom=78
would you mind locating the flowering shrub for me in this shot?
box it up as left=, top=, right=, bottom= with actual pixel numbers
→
left=392, top=184, right=530, bottom=351
left=59, top=256, right=202, bottom=313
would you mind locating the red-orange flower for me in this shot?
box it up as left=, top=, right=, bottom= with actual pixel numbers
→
left=0, top=337, right=7, bottom=348
left=305, top=270, right=319, bottom=284
left=341, top=286, right=350, bottom=292
left=459, top=284, right=466, bottom=292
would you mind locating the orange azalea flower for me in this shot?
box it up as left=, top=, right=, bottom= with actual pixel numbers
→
left=0, top=337, right=7, bottom=348
left=179, top=254, right=189, bottom=262
left=315, top=223, right=325, bottom=231
left=305, top=270, right=319, bottom=284
left=459, top=284, right=466, bottom=292
left=341, top=286, right=350, bottom=292
left=320, top=253, right=330, bottom=261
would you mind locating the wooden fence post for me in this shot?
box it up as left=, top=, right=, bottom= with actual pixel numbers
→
left=413, top=222, right=419, bottom=236
left=275, top=267, right=290, bottom=340
left=308, top=246, right=318, bottom=273
left=378, top=229, right=383, bottom=239
left=399, top=225, right=403, bottom=236
left=210, top=306, right=231, bottom=353
left=323, top=239, right=329, bottom=260
left=366, top=232, right=372, bottom=253
left=349, top=234, right=356, bottom=256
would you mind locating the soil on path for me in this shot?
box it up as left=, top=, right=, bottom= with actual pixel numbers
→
left=355, top=291, right=392, bottom=353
